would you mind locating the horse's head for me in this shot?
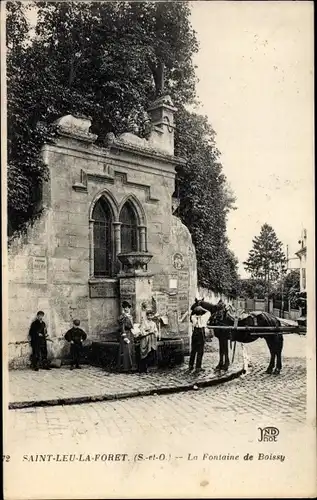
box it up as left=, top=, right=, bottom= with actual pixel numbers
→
left=209, top=299, right=228, bottom=324
left=191, top=298, right=227, bottom=323
left=191, top=297, right=204, bottom=311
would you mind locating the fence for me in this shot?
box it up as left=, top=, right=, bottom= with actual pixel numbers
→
left=239, top=298, right=273, bottom=313
left=197, top=289, right=300, bottom=319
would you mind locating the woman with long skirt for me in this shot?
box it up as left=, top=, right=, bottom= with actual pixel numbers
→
left=117, top=301, right=137, bottom=373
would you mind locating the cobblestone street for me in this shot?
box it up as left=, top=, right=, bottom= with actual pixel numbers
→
left=5, top=334, right=313, bottom=500
left=7, top=335, right=307, bottom=444
left=8, top=346, right=244, bottom=408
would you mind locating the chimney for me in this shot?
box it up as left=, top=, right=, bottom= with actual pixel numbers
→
left=147, top=95, right=177, bottom=155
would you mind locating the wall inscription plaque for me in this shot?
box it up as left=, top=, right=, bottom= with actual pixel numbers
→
left=32, top=257, right=47, bottom=284
left=89, top=280, right=119, bottom=298
left=178, top=270, right=189, bottom=290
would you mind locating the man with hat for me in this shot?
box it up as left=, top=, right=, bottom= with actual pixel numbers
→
left=189, top=305, right=211, bottom=373
left=29, top=310, right=51, bottom=371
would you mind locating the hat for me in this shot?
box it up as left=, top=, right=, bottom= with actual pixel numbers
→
left=192, top=305, right=208, bottom=316
left=122, top=301, right=131, bottom=309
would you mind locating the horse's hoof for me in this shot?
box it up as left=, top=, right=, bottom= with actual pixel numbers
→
left=265, top=369, right=273, bottom=374
left=223, top=366, right=229, bottom=372
left=273, top=369, right=280, bottom=375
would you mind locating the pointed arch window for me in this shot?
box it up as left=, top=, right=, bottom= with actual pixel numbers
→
left=92, top=198, right=113, bottom=277
left=120, top=202, right=138, bottom=253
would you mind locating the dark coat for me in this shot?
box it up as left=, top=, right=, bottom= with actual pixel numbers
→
left=117, top=313, right=137, bottom=372
left=64, top=327, right=87, bottom=345
left=29, top=320, right=47, bottom=345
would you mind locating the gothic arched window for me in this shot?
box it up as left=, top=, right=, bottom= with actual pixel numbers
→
left=120, top=202, right=138, bottom=253
left=92, top=198, right=113, bottom=277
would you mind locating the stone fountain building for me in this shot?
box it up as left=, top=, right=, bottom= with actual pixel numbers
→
left=8, top=95, right=198, bottom=368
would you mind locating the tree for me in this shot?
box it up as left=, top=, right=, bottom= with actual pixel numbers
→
left=272, top=269, right=300, bottom=309
left=243, top=224, right=286, bottom=290
left=7, top=1, right=238, bottom=295
left=6, top=1, right=50, bottom=234
left=175, top=107, right=239, bottom=295
left=7, top=1, right=198, bottom=234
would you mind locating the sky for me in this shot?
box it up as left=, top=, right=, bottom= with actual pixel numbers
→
left=189, top=1, right=314, bottom=276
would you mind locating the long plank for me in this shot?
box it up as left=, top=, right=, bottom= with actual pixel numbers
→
left=207, top=325, right=306, bottom=334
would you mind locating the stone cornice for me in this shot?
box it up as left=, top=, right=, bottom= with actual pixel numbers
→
left=72, top=168, right=160, bottom=203
left=108, top=139, right=186, bottom=167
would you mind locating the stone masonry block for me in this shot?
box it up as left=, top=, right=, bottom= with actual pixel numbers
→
left=55, top=235, right=70, bottom=248
left=66, top=224, right=88, bottom=237
left=68, top=213, right=88, bottom=226
left=52, top=211, right=69, bottom=224
left=9, top=256, right=33, bottom=283
left=52, top=258, right=70, bottom=272
left=68, top=234, right=89, bottom=249
left=67, top=201, right=89, bottom=215
left=53, top=246, right=89, bottom=260
left=69, top=259, right=89, bottom=273
left=52, top=200, right=87, bottom=214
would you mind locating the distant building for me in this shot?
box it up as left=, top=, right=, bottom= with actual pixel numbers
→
left=295, top=229, right=307, bottom=292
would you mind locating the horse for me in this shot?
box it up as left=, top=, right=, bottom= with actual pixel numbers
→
left=191, top=298, right=284, bottom=375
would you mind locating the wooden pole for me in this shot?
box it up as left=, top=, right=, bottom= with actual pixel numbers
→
left=231, top=299, right=238, bottom=362
left=207, top=325, right=306, bottom=334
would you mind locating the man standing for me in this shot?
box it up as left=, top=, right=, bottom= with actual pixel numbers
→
left=29, top=311, right=51, bottom=371
left=64, top=319, right=87, bottom=370
left=189, top=305, right=211, bottom=373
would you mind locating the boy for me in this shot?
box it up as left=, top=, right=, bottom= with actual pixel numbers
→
left=64, top=319, right=87, bottom=369
left=29, top=311, right=51, bottom=371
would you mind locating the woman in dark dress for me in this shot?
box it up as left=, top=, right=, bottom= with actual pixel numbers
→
left=117, top=301, right=137, bottom=372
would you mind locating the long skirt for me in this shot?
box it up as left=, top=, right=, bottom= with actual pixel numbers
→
left=117, top=331, right=137, bottom=372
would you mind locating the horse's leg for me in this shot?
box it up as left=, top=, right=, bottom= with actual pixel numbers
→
left=246, top=345, right=253, bottom=368
left=215, top=336, right=223, bottom=371
left=264, top=337, right=275, bottom=374
left=241, top=344, right=250, bottom=375
left=223, top=337, right=229, bottom=371
left=274, top=335, right=283, bottom=375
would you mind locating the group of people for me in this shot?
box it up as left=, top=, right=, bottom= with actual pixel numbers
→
left=29, top=311, right=87, bottom=371
left=117, top=301, right=159, bottom=374
left=28, top=301, right=159, bottom=374
left=28, top=301, right=211, bottom=374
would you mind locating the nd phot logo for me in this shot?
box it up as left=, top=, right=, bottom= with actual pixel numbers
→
left=258, top=426, right=279, bottom=442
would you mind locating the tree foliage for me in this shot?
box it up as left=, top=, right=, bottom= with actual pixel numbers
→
left=7, top=1, right=238, bottom=294
left=7, top=1, right=198, bottom=232
left=175, top=108, right=238, bottom=295
left=272, top=269, right=300, bottom=308
left=243, top=224, right=286, bottom=288
left=236, top=278, right=267, bottom=299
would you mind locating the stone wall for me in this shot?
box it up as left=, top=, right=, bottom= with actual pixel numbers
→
left=8, top=99, right=198, bottom=368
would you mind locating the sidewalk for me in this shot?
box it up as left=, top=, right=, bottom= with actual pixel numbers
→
left=9, top=348, right=244, bottom=409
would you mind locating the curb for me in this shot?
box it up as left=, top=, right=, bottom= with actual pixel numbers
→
left=9, top=368, right=244, bottom=410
